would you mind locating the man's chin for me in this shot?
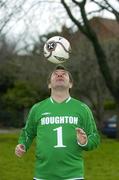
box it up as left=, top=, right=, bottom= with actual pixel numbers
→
left=54, top=84, right=66, bottom=89
left=55, top=81, right=64, bottom=84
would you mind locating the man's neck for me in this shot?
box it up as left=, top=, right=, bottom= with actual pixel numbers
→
left=51, top=90, right=70, bottom=103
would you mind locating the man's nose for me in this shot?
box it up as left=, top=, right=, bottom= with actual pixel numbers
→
left=57, top=74, right=63, bottom=77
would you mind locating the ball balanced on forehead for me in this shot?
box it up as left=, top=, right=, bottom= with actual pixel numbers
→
left=43, top=36, right=71, bottom=64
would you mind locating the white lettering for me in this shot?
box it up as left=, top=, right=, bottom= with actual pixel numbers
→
left=65, top=116, right=69, bottom=123
left=40, top=116, right=79, bottom=125
left=45, top=117, right=49, bottom=124
left=50, top=117, right=54, bottom=124
left=74, top=117, right=78, bottom=124
left=69, top=116, right=74, bottom=124
left=55, top=116, right=59, bottom=124
left=59, top=116, right=64, bottom=124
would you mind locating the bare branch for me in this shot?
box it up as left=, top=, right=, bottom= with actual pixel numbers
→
left=91, top=0, right=119, bottom=23
left=72, top=0, right=87, bottom=6
left=61, top=0, right=88, bottom=35
left=87, top=8, right=104, bottom=16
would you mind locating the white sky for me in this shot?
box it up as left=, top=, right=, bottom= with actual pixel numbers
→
left=1, top=0, right=118, bottom=52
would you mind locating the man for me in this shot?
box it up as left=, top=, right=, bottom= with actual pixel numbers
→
left=15, top=65, right=100, bottom=180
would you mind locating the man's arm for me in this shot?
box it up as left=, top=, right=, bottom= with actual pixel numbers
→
left=15, top=105, right=37, bottom=157
left=77, top=105, right=100, bottom=151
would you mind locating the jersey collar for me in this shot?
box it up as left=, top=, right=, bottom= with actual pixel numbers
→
left=50, top=96, right=71, bottom=104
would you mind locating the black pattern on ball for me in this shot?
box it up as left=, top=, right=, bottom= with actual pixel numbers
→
left=46, top=41, right=57, bottom=52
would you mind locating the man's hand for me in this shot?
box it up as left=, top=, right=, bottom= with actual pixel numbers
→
left=76, top=128, right=88, bottom=146
left=15, top=144, right=26, bottom=157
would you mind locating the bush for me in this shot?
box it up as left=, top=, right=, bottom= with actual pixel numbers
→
left=104, top=100, right=117, bottom=110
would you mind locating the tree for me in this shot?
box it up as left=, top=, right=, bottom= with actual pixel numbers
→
left=60, top=0, right=119, bottom=136
left=61, top=0, right=119, bottom=101
left=2, top=80, right=40, bottom=127
left=91, top=0, right=119, bottom=23
left=0, top=0, right=119, bottom=131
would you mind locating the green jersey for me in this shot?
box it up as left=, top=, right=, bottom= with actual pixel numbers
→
left=18, top=97, right=100, bottom=180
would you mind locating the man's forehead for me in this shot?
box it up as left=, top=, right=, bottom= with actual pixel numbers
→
left=52, top=69, right=68, bottom=74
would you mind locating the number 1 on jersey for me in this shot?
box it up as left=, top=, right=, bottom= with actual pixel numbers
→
left=53, top=127, right=66, bottom=148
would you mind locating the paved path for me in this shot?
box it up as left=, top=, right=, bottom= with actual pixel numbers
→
left=0, top=129, right=20, bottom=134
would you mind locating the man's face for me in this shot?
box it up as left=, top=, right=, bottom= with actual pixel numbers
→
left=48, top=69, right=72, bottom=90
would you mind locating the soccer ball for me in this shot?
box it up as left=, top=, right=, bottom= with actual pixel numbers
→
left=43, top=36, right=71, bottom=64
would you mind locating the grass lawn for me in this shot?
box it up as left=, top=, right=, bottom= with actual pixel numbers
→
left=0, top=133, right=119, bottom=180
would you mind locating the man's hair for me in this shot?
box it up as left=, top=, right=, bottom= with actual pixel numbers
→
left=47, top=65, right=73, bottom=84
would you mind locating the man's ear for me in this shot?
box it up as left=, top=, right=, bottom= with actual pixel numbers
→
left=69, top=82, right=73, bottom=89
left=48, top=83, right=51, bottom=89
